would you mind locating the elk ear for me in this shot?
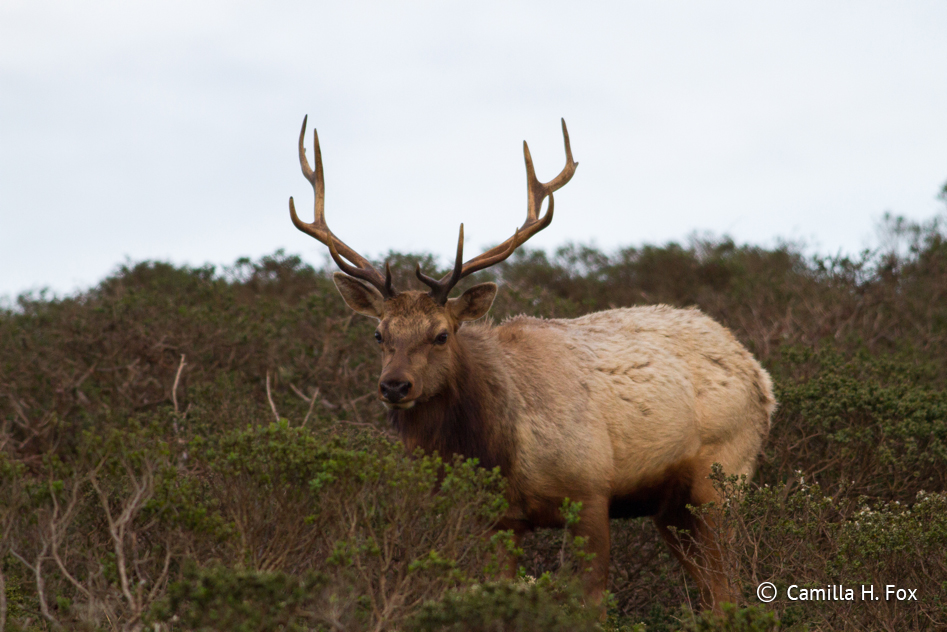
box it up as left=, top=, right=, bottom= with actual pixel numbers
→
left=447, top=282, right=497, bottom=322
left=333, top=272, right=385, bottom=319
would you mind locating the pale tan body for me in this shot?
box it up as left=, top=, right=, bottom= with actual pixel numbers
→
left=490, top=305, right=773, bottom=514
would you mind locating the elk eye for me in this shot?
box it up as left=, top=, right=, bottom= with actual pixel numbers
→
left=434, top=332, right=449, bottom=345
left=374, top=331, right=383, bottom=344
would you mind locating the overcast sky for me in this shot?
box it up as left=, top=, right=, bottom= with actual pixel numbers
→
left=2, top=1, right=946, bottom=300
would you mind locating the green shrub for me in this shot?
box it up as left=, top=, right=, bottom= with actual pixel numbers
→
left=150, top=422, right=509, bottom=630
left=764, top=347, right=947, bottom=500
left=152, top=564, right=330, bottom=632
left=679, top=604, right=780, bottom=632
left=408, top=576, right=601, bottom=632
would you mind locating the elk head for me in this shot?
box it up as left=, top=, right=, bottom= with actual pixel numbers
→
left=289, top=117, right=577, bottom=408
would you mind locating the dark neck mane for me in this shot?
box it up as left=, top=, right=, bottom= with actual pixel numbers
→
left=388, top=329, right=514, bottom=474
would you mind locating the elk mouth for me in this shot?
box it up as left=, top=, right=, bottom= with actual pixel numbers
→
left=383, top=399, right=416, bottom=410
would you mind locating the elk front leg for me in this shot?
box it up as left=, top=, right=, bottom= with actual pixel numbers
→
left=491, top=522, right=526, bottom=580
left=570, top=497, right=611, bottom=606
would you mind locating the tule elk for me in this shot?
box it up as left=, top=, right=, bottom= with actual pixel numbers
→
left=287, top=116, right=776, bottom=612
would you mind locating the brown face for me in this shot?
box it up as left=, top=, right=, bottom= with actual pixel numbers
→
left=332, top=274, right=498, bottom=409
left=371, top=293, right=454, bottom=408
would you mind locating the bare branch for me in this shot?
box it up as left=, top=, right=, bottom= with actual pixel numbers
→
left=303, top=387, right=321, bottom=427
left=172, top=354, right=186, bottom=416
left=47, top=478, right=94, bottom=604
left=289, top=383, right=311, bottom=403
left=9, top=544, right=61, bottom=630
left=0, top=562, right=6, bottom=632
left=266, top=371, right=280, bottom=423
left=89, top=460, right=156, bottom=629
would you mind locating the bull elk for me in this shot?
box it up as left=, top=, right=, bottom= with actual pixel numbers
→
left=287, top=116, right=776, bottom=612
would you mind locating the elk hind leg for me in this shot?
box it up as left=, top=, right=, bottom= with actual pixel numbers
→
left=653, top=479, right=735, bottom=613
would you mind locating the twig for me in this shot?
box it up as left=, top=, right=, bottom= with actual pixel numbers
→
left=302, top=388, right=321, bottom=427
left=172, top=354, right=186, bottom=416
left=6, top=395, right=31, bottom=428
left=9, top=544, right=61, bottom=630
left=340, top=313, right=355, bottom=333
left=72, top=363, right=97, bottom=390
left=0, top=520, right=10, bottom=632
left=0, top=559, right=6, bottom=632
left=347, top=398, right=364, bottom=425
left=47, top=477, right=93, bottom=605
left=0, top=416, right=10, bottom=454
left=289, top=383, right=309, bottom=402
left=146, top=538, right=174, bottom=606
left=266, top=371, right=280, bottom=423
left=90, top=461, right=155, bottom=629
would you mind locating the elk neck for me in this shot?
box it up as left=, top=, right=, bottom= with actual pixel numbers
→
left=387, top=324, right=516, bottom=475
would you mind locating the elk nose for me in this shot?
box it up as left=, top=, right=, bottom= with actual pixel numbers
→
left=380, top=380, right=412, bottom=403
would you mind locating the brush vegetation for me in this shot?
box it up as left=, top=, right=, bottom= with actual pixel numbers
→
left=2, top=212, right=947, bottom=631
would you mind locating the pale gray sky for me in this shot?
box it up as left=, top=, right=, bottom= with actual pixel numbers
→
left=2, top=1, right=946, bottom=299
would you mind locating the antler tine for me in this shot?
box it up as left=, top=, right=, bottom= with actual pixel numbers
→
left=384, top=262, right=395, bottom=297
left=328, top=236, right=393, bottom=297
left=460, top=221, right=525, bottom=278
left=297, top=114, right=324, bottom=211
left=524, top=118, right=576, bottom=221
left=289, top=115, right=395, bottom=298
left=424, top=119, right=576, bottom=302
left=289, top=116, right=329, bottom=243
left=456, top=120, right=575, bottom=275
left=416, top=223, right=466, bottom=304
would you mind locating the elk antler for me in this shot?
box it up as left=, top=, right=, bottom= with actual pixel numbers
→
left=416, top=118, right=577, bottom=304
left=289, top=115, right=395, bottom=298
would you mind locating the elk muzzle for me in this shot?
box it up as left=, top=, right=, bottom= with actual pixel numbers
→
left=379, top=378, right=415, bottom=408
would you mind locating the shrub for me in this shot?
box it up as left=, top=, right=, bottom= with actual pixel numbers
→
left=408, top=576, right=601, bottom=632
left=680, top=604, right=780, bottom=632
left=763, top=347, right=947, bottom=501
left=153, top=564, right=330, bottom=632
left=684, top=469, right=947, bottom=631
left=184, top=421, right=508, bottom=630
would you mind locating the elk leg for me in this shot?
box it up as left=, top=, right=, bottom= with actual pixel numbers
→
left=653, top=480, right=734, bottom=614
left=491, top=527, right=524, bottom=580
left=570, top=497, right=611, bottom=607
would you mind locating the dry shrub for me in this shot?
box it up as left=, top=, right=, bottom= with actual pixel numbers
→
left=1, top=419, right=509, bottom=632
left=185, top=422, right=508, bottom=631
left=1, top=425, right=182, bottom=630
